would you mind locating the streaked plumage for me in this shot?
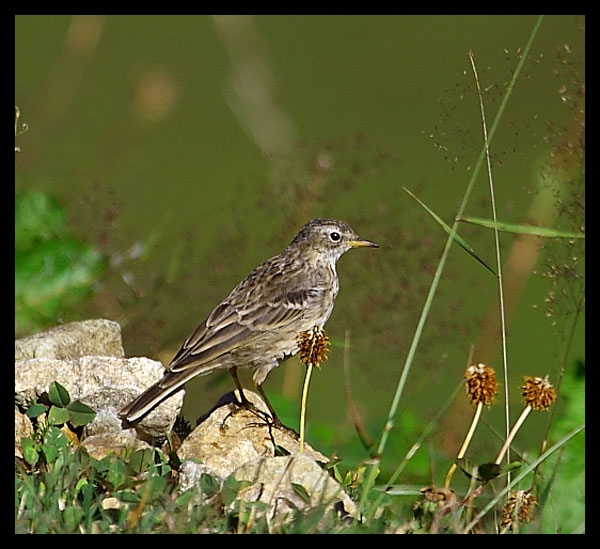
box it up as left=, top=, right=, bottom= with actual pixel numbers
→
left=119, top=219, right=378, bottom=423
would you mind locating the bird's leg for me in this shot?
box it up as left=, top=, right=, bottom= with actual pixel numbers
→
left=255, top=382, right=300, bottom=440
left=228, top=368, right=295, bottom=436
left=228, top=367, right=250, bottom=406
left=225, top=368, right=275, bottom=425
left=254, top=382, right=281, bottom=425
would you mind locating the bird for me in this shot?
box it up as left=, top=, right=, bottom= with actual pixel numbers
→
left=119, top=218, right=378, bottom=423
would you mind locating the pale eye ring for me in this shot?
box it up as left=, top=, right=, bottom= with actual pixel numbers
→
left=329, top=231, right=341, bottom=242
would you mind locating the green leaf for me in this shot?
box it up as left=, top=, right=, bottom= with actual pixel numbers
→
left=458, top=216, right=585, bottom=238
left=45, top=425, right=68, bottom=451
left=200, top=473, right=221, bottom=497
left=331, top=465, right=344, bottom=484
left=127, top=448, right=155, bottom=474
left=502, top=461, right=523, bottom=474
left=291, top=482, right=311, bottom=504
left=145, top=473, right=167, bottom=495
left=221, top=477, right=244, bottom=506
left=21, top=438, right=39, bottom=466
left=62, top=506, right=84, bottom=533
left=48, top=405, right=71, bottom=426
left=107, top=459, right=129, bottom=491
left=41, top=442, right=59, bottom=463
left=66, top=400, right=96, bottom=427
left=93, top=455, right=111, bottom=475
left=49, top=381, right=71, bottom=407
left=75, top=478, right=89, bottom=492
left=25, top=403, right=48, bottom=419
left=114, top=489, right=142, bottom=504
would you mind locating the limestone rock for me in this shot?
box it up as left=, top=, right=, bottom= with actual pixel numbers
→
left=15, top=355, right=183, bottom=440
left=231, top=454, right=356, bottom=528
left=15, top=319, right=124, bottom=361
left=178, top=390, right=327, bottom=482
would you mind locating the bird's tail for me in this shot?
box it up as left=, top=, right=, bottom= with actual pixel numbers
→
left=119, top=368, right=199, bottom=423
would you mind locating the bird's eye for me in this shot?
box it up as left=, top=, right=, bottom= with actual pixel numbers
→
left=329, top=231, right=341, bottom=242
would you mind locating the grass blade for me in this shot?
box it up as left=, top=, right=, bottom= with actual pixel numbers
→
left=458, top=216, right=585, bottom=239
left=404, top=187, right=496, bottom=275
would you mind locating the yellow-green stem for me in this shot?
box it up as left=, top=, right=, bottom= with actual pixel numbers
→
left=299, top=362, right=314, bottom=453
left=495, top=406, right=532, bottom=465
left=444, top=401, right=483, bottom=489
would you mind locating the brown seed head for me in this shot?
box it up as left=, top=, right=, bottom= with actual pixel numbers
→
left=501, top=489, right=538, bottom=530
left=297, top=326, right=330, bottom=367
left=464, top=363, right=498, bottom=406
left=521, top=375, right=556, bottom=411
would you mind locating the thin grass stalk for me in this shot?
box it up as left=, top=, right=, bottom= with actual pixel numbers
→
left=468, top=50, right=511, bottom=468
left=357, top=15, right=545, bottom=517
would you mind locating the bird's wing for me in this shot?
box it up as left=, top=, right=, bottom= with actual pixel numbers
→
left=168, top=261, right=321, bottom=373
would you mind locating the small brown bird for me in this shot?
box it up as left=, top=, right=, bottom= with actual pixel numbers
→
left=119, top=219, right=378, bottom=423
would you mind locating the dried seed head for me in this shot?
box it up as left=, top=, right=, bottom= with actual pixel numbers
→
left=419, top=486, right=457, bottom=507
left=413, top=486, right=458, bottom=525
left=464, top=363, right=498, bottom=406
left=521, top=375, right=556, bottom=411
left=501, top=489, right=538, bottom=530
left=297, top=326, right=330, bottom=367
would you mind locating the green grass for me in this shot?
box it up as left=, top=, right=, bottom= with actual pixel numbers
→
left=15, top=355, right=584, bottom=533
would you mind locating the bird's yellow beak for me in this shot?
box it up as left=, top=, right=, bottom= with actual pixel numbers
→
left=348, top=238, right=379, bottom=249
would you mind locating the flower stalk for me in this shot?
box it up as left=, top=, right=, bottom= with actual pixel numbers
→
left=445, top=364, right=498, bottom=488
left=494, top=375, right=556, bottom=465
left=297, top=327, right=330, bottom=453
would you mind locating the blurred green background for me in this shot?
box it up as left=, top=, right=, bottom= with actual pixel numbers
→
left=15, top=15, right=584, bottom=487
